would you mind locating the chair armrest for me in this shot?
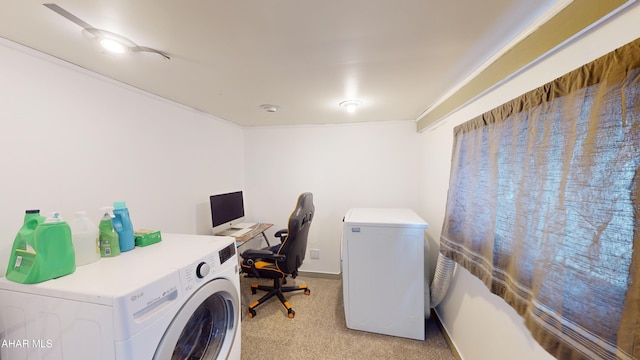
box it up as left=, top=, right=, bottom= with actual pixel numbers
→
left=274, top=229, right=288, bottom=241
left=242, top=249, right=272, bottom=258
left=241, top=249, right=286, bottom=262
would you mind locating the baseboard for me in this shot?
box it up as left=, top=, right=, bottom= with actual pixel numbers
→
left=431, top=308, right=462, bottom=360
left=297, top=271, right=342, bottom=280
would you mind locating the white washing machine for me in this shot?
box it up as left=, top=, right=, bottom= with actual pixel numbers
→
left=0, top=233, right=241, bottom=360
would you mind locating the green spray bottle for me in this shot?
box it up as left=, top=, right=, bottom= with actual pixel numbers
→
left=99, top=207, right=120, bottom=257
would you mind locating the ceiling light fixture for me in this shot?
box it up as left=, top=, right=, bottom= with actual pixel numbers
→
left=99, top=37, right=127, bottom=54
left=339, top=100, right=363, bottom=113
left=44, top=3, right=170, bottom=60
left=93, top=31, right=135, bottom=54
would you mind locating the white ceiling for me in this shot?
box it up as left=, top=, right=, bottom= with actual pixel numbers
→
left=0, top=1, right=562, bottom=127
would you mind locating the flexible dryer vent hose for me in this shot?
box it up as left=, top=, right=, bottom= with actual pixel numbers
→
left=430, top=254, right=455, bottom=308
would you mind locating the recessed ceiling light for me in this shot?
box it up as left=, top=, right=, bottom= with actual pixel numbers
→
left=339, top=100, right=362, bottom=113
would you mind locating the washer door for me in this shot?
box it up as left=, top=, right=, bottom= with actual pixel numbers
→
left=154, top=278, right=239, bottom=360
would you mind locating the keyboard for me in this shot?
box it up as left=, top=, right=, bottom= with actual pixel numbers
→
left=233, top=222, right=257, bottom=229
left=230, top=228, right=252, bottom=237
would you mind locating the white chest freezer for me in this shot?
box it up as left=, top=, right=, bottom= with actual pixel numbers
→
left=341, top=208, right=429, bottom=340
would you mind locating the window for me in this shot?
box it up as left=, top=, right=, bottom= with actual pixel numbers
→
left=440, top=38, right=640, bottom=360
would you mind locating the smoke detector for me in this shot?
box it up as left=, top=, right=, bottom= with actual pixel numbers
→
left=259, top=104, right=280, bottom=113
left=339, top=100, right=363, bottom=113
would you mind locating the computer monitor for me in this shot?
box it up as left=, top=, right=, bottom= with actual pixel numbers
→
left=210, top=191, right=246, bottom=234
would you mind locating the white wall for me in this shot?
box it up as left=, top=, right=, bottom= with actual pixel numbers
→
left=417, top=3, right=640, bottom=360
left=0, top=39, right=244, bottom=275
left=243, top=121, right=424, bottom=274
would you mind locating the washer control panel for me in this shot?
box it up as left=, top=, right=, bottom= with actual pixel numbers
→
left=196, top=262, right=210, bottom=278
left=178, top=239, right=237, bottom=296
left=218, top=243, right=236, bottom=265
left=181, top=253, right=216, bottom=293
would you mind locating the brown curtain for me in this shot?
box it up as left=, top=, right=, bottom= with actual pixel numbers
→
left=440, top=38, right=640, bottom=360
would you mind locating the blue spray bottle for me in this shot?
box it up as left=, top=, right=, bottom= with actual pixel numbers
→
left=112, top=201, right=135, bottom=252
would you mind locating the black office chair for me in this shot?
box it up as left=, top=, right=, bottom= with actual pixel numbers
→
left=240, top=192, right=315, bottom=319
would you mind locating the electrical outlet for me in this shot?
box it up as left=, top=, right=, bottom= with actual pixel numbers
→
left=310, top=249, right=320, bottom=259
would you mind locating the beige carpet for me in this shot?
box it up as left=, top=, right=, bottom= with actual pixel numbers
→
left=240, top=275, right=455, bottom=360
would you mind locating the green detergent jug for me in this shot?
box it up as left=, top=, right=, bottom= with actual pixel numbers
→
left=6, top=211, right=76, bottom=284
left=6, top=210, right=45, bottom=283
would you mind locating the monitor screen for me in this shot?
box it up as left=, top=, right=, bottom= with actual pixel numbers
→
left=210, top=191, right=245, bottom=233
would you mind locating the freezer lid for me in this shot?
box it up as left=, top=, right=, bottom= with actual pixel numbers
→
left=343, top=208, right=429, bottom=228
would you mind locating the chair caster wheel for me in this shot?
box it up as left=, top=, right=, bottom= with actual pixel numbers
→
left=304, top=289, right=311, bottom=296
left=288, top=309, right=295, bottom=319
left=248, top=309, right=256, bottom=318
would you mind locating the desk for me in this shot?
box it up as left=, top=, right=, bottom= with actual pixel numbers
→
left=216, top=223, right=273, bottom=246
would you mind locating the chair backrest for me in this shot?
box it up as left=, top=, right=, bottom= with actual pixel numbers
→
left=275, top=192, right=315, bottom=277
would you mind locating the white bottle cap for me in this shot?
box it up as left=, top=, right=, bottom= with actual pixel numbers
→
left=45, top=212, right=64, bottom=223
